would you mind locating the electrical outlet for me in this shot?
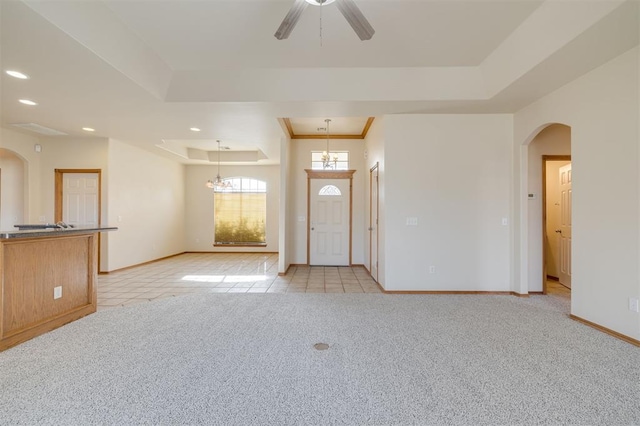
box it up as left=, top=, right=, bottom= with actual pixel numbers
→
left=39, top=216, right=46, bottom=222
left=429, top=266, right=436, bottom=274
left=406, top=217, right=418, bottom=226
left=53, top=286, right=62, bottom=299
left=629, top=298, right=639, bottom=313
left=501, top=218, right=508, bottom=226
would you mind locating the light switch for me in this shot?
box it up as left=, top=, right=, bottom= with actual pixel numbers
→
left=406, top=217, right=418, bottom=226
left=53, top=286, right=62, bottom=299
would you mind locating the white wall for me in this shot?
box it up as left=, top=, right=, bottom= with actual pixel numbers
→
left=280, top=134, right=293, bottom=273
left=515, top=46, right=639, bottom=340
left=184, top=164, right=279, bottom=253
left=364, top=117, right=385, bottom=283
left=37, top=137, right=109, bottom=224
left=106, top=139, right=185, bottom=271
left=0, top=128, right=41, bottom=224
left=289, top=138, right=366, bottom=265
left=18, top=136, right=111, bottom=269
left=527, top=124, right=571, bottom=290
left=383, top=114, right=513, bottom=291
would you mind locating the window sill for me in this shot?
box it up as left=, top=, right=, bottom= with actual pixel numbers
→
left=214, top=243, right=267, bottom=248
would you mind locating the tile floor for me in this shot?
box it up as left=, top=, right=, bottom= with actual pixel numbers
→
left=98, top=252, right=382, bottom=310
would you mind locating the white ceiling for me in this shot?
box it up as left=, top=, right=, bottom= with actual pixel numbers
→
left=1, top=0, right=638, bottom=165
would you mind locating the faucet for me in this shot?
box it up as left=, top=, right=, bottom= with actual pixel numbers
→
left=55, top=221, right=74, bottom=229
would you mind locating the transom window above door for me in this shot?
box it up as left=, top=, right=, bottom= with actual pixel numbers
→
left=311, top=151, right=349, bottom=170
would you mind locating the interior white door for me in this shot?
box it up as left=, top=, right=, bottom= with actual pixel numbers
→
left=370, top=166, right=379, bottom=281
left=310, top=179, right=350, bottom=266
left=558, top=164, right=572, bottom=288
left=63, top=173, right=99, bottom=227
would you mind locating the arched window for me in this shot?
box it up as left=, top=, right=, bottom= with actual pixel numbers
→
left=318, top=185, right=342, bottom=196
left=214, top=177, right=266, bottom=246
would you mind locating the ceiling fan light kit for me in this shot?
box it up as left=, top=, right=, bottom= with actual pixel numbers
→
left=335, top=0, right=375, bottom=40
left=306, top=0, right=336, bottom=5
left=275, top=0, right=374, bottom=41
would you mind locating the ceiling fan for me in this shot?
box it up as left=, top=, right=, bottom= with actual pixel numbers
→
left=275, top=0, right=375, bottom=41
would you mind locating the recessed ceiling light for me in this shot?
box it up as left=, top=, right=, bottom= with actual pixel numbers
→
left=190, top=127, right=201, bottom=132
left=19, top=99, right=37, bottom=106
left=82, top=127, right=95, bottom=132
left=6, top=70, right=29, bottom=79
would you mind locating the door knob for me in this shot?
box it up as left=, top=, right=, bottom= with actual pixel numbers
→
left=311, top=227, right=315, bottom=231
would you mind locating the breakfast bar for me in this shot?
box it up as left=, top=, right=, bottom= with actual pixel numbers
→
left=0, top=226, right=116, bottom=351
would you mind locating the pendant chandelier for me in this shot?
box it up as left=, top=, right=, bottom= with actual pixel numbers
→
left=321, top=119, right=338, bottom=169
left=206, top=140, right=232, bottom=191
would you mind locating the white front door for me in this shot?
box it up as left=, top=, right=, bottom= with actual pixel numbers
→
left=310, top=179, right=350, bottom=266
left=370, top=165, right=379, bottom=281
left=63, top=173, right=99, bottom=227
left=558, top=164, right=572, bottom=288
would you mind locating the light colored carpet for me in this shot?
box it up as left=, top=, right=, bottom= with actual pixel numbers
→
left=0, top=294, right=638, bottom=425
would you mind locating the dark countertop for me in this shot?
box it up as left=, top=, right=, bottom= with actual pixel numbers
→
left=0, top=226, right=118, bottom=240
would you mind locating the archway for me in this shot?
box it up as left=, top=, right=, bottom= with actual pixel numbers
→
left=0, top=148, right=27, bottom=231
left=521, top=123, right=572, bottom=300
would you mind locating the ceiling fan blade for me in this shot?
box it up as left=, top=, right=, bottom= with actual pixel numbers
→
left=274, top=0, right=309, bottom=40
left=336, top=0, right=375, bottom=40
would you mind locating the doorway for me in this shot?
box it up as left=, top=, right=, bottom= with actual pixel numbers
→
left=306, top=169, right=355, bottom=266
left=55, top=169, right=102, bottom=270
left=542, top=156, right=571, bottom=295
left=55, top=169, right=101, bottom=226
left=0, top=149, right=26, bottom=230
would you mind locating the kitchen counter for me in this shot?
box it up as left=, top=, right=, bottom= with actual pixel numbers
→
left=1, top=226, right=117, bottom=239
left=0, top=226, right=116, bottom=351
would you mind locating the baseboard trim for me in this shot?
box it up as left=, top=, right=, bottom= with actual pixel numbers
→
left=570, top=314, right=640, bottom=347
left=279, top=264, right=293, bottom=276
left=381, top=290, right=522, bottom=296
left=184, top=251, right=278, bottom=254
left=528, top=291, right=544, bottom=295
left=101, top=252, right=185, bottom=274
left=103, top=251, right=279, bottom=274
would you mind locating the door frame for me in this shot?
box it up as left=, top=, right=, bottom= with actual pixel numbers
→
left=55, top=169, right=103, bottom=270
left=305, top=169, right=356, bottom=265
left=369, top=162, right=379, bottom=281
left=541, top=156, right=571, bottom=294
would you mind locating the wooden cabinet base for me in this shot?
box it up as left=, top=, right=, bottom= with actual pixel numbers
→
left=0, top=233, right=98, bottom=351
left=0, top=304, right=96, bottom=351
